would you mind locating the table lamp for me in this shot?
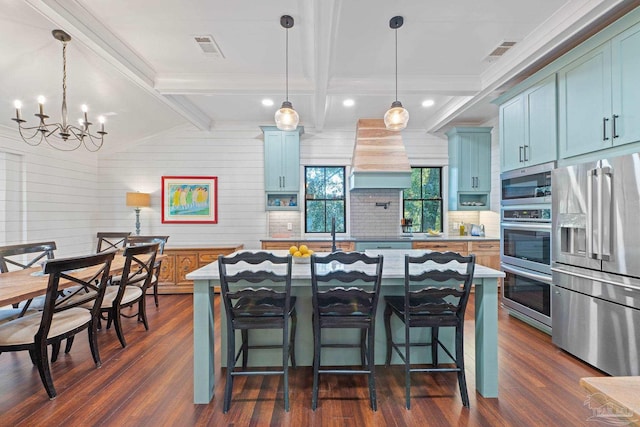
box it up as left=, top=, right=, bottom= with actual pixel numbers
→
left=126, top=192, right=151, bottom=235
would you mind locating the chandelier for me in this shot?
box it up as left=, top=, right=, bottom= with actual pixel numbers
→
left=11, top=29, right=107, bottom=152
left=274, top=15, right=299, bottom=131
left=384, top=16, right=409, bottom=131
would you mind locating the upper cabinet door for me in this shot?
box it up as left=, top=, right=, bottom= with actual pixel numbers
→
left=558, top=44, right=613, bottom=158
left=526, top=75, right=557, bottom=166
left=500, top=95, right=526, bottom=172
left=280, top=131, right=300, bottom=191
left=611, top=22, right=640, bottom=146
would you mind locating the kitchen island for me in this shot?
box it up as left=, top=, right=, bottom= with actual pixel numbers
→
left=187, top=249, right=504, bottom=404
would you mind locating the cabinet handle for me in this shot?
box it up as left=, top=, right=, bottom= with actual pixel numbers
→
left=603, top=117, right=610, bottom=141
left=523, top=145, right=529, bottom=162
left=519, top=146, right=523, bottom=162
left=612, top=114, right=619, bottom=139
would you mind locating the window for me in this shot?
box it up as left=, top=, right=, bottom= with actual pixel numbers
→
left=402, top=167, right=443, bottom=232
left=305, top=166, right=346, bottom=233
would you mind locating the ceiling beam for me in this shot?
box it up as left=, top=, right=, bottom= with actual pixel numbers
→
left=24, top=0, right=211, bottom=130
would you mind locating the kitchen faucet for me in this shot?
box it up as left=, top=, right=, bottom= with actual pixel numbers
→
left=331, top=217, right=337, bottom=253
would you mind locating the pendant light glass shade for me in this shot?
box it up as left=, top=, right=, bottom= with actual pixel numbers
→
left=385, top=16, right=409, bottom=131
left=384, top=101, right=409, bottom=131
left=275, top=101, right=299, bottom=131
left=275, top=15, right=299, bottom=130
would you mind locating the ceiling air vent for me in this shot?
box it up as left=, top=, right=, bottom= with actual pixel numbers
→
left=194, top=34, right=225, bottom=58
left=484, top=41, right=516, bottom=62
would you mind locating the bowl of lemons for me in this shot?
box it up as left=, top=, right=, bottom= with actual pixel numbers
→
left=289, top=245, right=314, bottom=263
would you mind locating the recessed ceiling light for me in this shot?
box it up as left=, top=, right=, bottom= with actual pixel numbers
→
left=262, top=99, right=274, bottom=107
left=343, top=99, right=355, bottom=107
left=422, top=99, right=435, bottom=108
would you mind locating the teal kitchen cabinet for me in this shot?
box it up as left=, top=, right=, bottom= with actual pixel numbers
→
left=447, top=127, right=492, bottom=210
left=500, top=75, right=557, bottom=172
left=611, top=22, right=640, bottom=146
left=260, top=126, right=303, bottom=192
left=558, top=21, right=640, bottom=158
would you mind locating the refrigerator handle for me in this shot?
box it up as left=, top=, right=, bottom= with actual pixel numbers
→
left=587, top=167, right=597, bottom=259
left=600, top=166, right=612, bottom=261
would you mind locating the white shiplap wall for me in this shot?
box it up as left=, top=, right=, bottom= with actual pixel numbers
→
left=0, top=130, right=98, bottom=256
left=96, top=127, right=268, bottom=250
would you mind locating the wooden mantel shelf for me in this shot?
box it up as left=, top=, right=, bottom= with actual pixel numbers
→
left=580, top=376, right=640, bottom=426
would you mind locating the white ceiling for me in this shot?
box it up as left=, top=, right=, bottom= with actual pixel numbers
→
left=0, top=0, right=634, bottom=151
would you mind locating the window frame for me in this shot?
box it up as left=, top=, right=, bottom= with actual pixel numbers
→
left=304, top=166, right=346, bottom=234
left=402, top=167, right=444, bottom=233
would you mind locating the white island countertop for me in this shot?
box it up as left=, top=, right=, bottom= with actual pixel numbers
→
left=187, top=249, right=505, bottom=281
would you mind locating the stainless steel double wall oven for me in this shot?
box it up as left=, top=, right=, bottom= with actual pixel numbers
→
left=500, top=162, right=554, bottom=330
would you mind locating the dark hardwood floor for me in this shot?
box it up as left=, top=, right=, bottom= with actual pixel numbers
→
left=0, top=294, right=608, bottom=426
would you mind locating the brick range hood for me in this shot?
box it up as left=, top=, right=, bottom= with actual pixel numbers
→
left=349, top=118, right=411, bottom=190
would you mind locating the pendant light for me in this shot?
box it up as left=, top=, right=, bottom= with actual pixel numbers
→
left=275, top=15, right=299, bottom=131
left=384, top=16, right=409, bottom=131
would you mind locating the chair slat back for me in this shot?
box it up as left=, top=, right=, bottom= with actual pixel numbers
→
left=404, top=251, right=475, bottom=320
left=41, top=250, right=116, bottom=338
left=96, top=232, right=131, bottom=253
left=311, top=252, right=383, bottom=317
left=0, top=242, right=56, bottom=273
left=218, top=252, right=292, bottom=321
left=125, top=235, right=169, bottom=254
left=114, top=243, right=159, bottom=303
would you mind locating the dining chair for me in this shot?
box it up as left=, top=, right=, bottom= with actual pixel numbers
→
left=218, top=251, right=296, bottom=413
left=124, top=235, right=169, bottom=307
left=310, top=251, right=384, bottom=411
left=383, top=251, right=476, bottom=408
left=0, top=242, right=57, bottom=321
left=96, top=232, right=131, bottom=253
left=100, top=243, right=158, bottom=347
left=0, top=250, right=115, bottom=399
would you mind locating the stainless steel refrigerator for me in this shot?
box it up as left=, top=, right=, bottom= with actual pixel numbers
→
left=552, top=152, right=640, bottom=376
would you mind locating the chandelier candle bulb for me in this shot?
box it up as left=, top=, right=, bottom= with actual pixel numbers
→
left=37, top=96, right=45, bottom=116
left=14, top=100, right=22, bottom=121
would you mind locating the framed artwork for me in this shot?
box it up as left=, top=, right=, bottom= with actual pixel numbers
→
left=161, top=176, right=218, bottom=224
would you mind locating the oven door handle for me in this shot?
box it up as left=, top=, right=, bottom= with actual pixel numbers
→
left=501, top=263, right=552, bottom=284
left=500, top=222, right=551, bottom=231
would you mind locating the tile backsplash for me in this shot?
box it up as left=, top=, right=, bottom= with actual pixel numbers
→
left=349, top=189, right=402, bottom=237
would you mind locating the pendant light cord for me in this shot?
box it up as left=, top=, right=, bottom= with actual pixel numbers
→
left=285, top=26, right=289, bottom=103
left=394, top=27, right=398, bottom=103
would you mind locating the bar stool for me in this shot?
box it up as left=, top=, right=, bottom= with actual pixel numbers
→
left=218, top=251, right=297, bottom=413
left=310, top=251, right=383, bottom=411
left=383, top=251, right=476, bottom=408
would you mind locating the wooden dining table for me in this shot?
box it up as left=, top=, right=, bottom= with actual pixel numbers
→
left=0, top=252, right=164, bottom=307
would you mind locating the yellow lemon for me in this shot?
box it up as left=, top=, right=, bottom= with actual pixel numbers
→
left=302, top=253, right=311, bottom=257
left=289, top=245, right=298, bottom=255
left=299, top=244, right=309, bottom=254
left=307, top=249, right=314, bottom=255
left=293, top=251, right=302, bottom=257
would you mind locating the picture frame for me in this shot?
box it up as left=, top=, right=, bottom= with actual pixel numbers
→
left=161, top=176, right=218, bottom=224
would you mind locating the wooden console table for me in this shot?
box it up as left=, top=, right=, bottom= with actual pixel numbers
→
left=157, top=245, right=243, bottom=293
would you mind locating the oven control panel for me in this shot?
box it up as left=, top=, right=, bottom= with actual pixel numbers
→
left=502, top=208, right=551, bottom=222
